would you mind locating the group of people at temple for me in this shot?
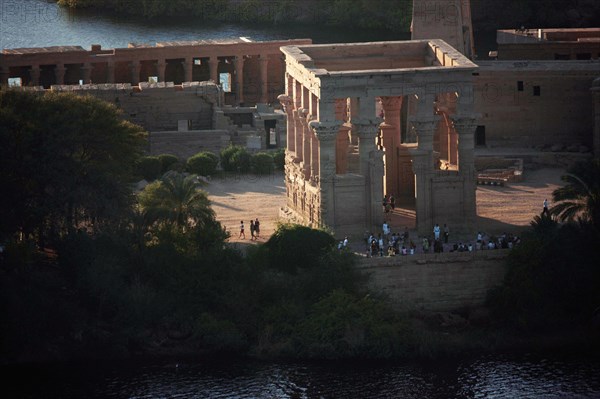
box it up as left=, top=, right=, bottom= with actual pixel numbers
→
left=360, top=221, right=521, bottom=258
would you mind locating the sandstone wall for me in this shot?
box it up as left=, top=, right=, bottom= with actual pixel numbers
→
left=474, top=61, right=599, bottom=149
left=357, top=250, right=509, bottom=312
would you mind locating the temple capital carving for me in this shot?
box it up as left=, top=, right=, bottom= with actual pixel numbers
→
left=353, top=118, right=380, bottom=138
left=309, top=120, right=342, bottom=142
left=278, top=94, right=293, bottom=112
left=450, top=114, right=479, bottom=134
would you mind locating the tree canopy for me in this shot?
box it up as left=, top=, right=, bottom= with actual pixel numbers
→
left=0, top=89, right=147, bottom=246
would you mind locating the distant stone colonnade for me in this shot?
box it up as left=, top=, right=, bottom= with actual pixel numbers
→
left=0, top=38, right=311, bottom=106
left=279, top=40, right=479, bottom=237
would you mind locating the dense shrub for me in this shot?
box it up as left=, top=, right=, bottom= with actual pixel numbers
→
left=261, top=223, right=336, bottom=274
left=136, top=156, right=162, bottom=181
left=230, top=148, right=251, bottom=173
left=272, top=148, right=285, bottom=170
left=186, top=151, right=219, bottom=176
left=220, top=145, right=243, bottom=172
left=157, top=154, right=180, bottom=173
left=251, top=152, right=274, bottom=174
left=487, top=222, right=600, bottom=331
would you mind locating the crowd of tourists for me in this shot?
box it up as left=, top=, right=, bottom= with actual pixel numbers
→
left=358, top=221, right=520, bottom=258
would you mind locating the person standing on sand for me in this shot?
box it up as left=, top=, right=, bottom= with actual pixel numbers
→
left=433, top=223, right=441, bottom=240
left=543, top=198, right=549, bottom=215
left=250, top=220, right=255, bottom=240
left=254, top=218, right=260, bottom=238
left=239, top=221, right=245, bottom=239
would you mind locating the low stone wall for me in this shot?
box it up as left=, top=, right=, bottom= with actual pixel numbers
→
left=357, top=249, right=509, bottom=312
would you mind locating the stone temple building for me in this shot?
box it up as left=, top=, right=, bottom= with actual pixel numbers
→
left=278, top=39, right=479, bottom=236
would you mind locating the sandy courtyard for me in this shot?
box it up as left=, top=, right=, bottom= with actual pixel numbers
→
left=204, top=168, right=566, bottom=244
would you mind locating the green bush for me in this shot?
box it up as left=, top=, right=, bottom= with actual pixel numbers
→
left=220, top=145, right=241, bottom=172
left=231, top=148, right=251, bottom=173
left=263, top=223, right=336, bottom=274
left=251, top=152, right=274, bottom=174
left=157, top=154, right=180, bottom=173
left=136, top=156, right=162, bottom=181
left=272, top=148, right=285, bottom=170
left=186, top=151, right=219, bottom=176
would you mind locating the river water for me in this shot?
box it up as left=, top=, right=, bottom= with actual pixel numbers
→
left=5, top=353, right=600, bottom=398
left=2, top=1, right=599, bottom=397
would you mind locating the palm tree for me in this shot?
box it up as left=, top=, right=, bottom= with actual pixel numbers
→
left=138, top=171, right=215, bottom=231
left=551, top=158, right=600, bottom=230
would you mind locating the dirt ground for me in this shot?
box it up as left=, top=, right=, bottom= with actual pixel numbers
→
left=204, top=167, right=565, bottom=246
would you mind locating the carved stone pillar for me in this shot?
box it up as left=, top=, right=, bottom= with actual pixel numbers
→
left=294, top=109, right=304, bottom=160
left=234, top=56, right=244, bottom=105
left=130, top=61, right=140, bottom=85
left=29, top=65, right=40, bottom=86
left=450, top=114, right=477, bottom=175
left=354, top=119, right=380, bottom=176
left=156, top=60, right=166, bottom=82
left=182, top=58, right=193, bottom=83
left=451, top=113, right=478, bottom=231
left=208, top=57, right=219, bottom=82
left=259, top=55, right=269, bottom=103
left=54, top=64, right=66, bottom=85
left=409, top=114, right=440, bottom=236
left=106, top=62, right=115, bottom=83
left=380, top=96, right=403, bottom=196
left=81, top=63, right=92, bottom=84
left=278, top=94, right=295, bottom=152
left=410, top=115, right=440, bottom=172
left=310, top=120, right=342, bottom=230
left=354, top=119, right=383, bottom=230
left=299, top=109, right=311, bottom=179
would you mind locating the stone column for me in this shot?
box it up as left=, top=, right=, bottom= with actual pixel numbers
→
left=409, top=114, right=440, bottom=237
left=156, top=59, right=166, bottom=82
left=182, top=58, right=193, bottom=83
left=29, top=65, right=40, bottom=86
left=335, top=98, right=350, bottom=174
left=380, top=96, right=403, bottom=196
left=451, top=113, right=478, bottom=231
left=208, top=57, right=219, bottom=82
left=278, top=94, right=295, bottom=152
left=234, top=56, right=244, bottom=105
left=259, top=55, right=269, bottom=103
left=450, top=114, right=477, bottom=175
left=310, top=118, right=319, bottom=180
left=310, top=120, right=342, bottom=230
left=54, top=64, right=66, bottom=85
left=299, top=109, right=311, bottom=179
left=354, top=118, right=383, bottom=230
left=81, top=63, right=92, bottom=84
left=130, top=61, right=141, bottom=85
left=106, top=62, right=115, bottom=83
left=0, top=66, right=9, bottom=86
left=294, top=109, right=304, bottom=160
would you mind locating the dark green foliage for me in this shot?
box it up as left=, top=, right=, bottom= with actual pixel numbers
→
left=262, top=223, right=336, bottom=274
left=551, top=158, right=600, bottom=230
left=487, top=222, right=600, bottom=332
left=251, top=152, right=274, bottom=175
left=272, top=148, right=285, bottom=170
left=0, top=89, right=146, bottom=245
left=186, top=151, right=219, bottom=176
left=136, top=156, right=162, bottom=181
left=221, top=145, right=251, bottom=173
left=157, top=154, right=180, bottom=174
left=295, top=289, right=411, bottom=359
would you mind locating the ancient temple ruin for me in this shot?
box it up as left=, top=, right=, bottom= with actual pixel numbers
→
left=278, top=39, right=479, bottom=236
